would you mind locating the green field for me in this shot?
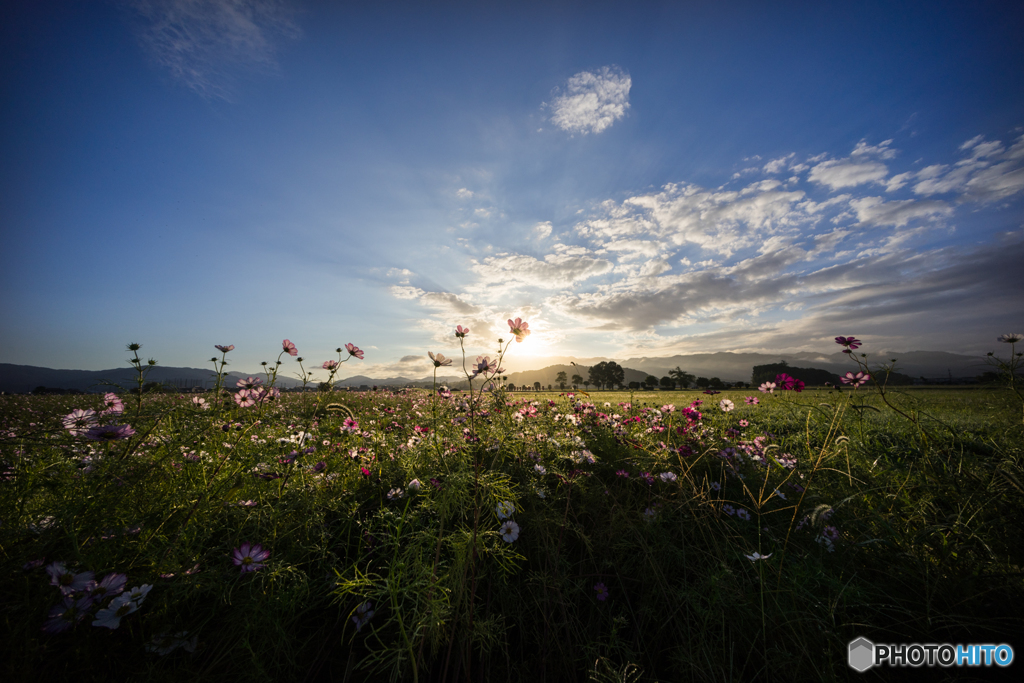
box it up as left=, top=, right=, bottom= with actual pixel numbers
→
left=1, top=380, right=1021, bottom=682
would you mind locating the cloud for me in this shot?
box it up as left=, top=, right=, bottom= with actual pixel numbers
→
left=809, top=159, right=889, bottom=190
left=471, top=252, right=614, bottom=288
left=127, top=0, right=299, bottom=100
left=849, top=197, right=953, bottom=227
left=547, top=66, right=631, bottom=135
left=457, top=188, right=474, bottom=199
left=763, top=153, right=795, bottom=174
left=911, top=134, right=1024, bottom=202
left=534, top=221, right=552, bottom=239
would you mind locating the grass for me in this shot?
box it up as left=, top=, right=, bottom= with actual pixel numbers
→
left=1, top=373, right=1022, bottom=682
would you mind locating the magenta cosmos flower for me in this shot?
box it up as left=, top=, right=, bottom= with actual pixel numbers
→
left=345, top=343, right=364, bottom=359
left=507, top=317, right=531, bottom=343
left=322, top=360, right=339, bottom=370
left=834, top=336, right=862, bottom=353
left=455, top=325, right=469, bottom=338
left=215, top=344, right=234, bottom=353
left=471, top=356, right=497, bottom=376
left=232, top=543, right=270, bottom=573
left=282, top=339, right=298, bottom=356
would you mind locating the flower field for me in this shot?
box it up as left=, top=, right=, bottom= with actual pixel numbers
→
left=1, top=332, right=1023, bottom=682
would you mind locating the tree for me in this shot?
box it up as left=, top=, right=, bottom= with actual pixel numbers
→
left=660, top=376, right=674, bottom=389
left=571, top=374, right=583, bottom=388
left=628, top=381, right=640, bottom=389
left=709, top=377, right=724, bottom=389
left=556, top=371, right=567, bottom=390
left=583, top=379, right=591, bottom=390
left=669, top=366, right=696, bottom=388
left=695, top=377, right=710, bottom=388
left=534, top=381, right=541, bottom=391
left=644, top=375, right=659, bottom=389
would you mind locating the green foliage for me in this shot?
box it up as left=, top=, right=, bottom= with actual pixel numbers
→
left=1, top=381, right=1022, bottom=682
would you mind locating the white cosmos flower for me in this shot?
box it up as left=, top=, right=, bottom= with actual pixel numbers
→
left=499, top=520, right=520, bottom=542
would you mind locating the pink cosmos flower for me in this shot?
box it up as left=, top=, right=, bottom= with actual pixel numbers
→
left=719, top=399, right=735, bottom=412
left=345, top=343, right=364, bottom=359
left=215, top=345, right=235, bottom=353
left=91, top=573, right=127, bottom=599
left=42, top=595, right=92, bottom=634
left=428, top=351, right=452, bottom=367
left=101, top=393, right=124, bottom=415
left=744, top=396, right=759, bottom=405
left=507, top=317, right=531, bottom=343
left=47, top=562, right=96, bottom=595
left=322, top=360, right=339, bottom=370
left=758, top=382, right=775, bottom=394
left=455, top=325, right=469, bottom=338
left=85, top=423, right=136, bottom=441
left=841, top=371, right=870, bottom=387
left=236, top=376, right=263, bottom=390
left=232, top=542, right=270, bottom=573
left=62, top=409, right=97, bottom=436
left=282, top=339, right=298, bottom=356
left=745, top=552, right=772, bottom=561
left=234, top=390, right=256, bottom=408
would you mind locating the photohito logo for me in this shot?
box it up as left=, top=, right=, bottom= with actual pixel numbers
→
left=848, top=637, right=1014, bottom=671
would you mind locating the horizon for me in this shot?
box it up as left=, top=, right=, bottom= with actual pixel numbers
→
left=2, top=1, right=1023, bottom=377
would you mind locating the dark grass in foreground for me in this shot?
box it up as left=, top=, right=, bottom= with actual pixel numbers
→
left=0, top=381, right=1022, bottom=682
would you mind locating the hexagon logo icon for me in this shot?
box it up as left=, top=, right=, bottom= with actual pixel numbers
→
left=848, top=637, right=875, bottom=672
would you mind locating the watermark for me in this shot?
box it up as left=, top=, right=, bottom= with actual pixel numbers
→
left=848, top=637, right=1015, bottom=672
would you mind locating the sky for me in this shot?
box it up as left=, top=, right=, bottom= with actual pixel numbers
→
left=2, top=0, right=1023, bottom=379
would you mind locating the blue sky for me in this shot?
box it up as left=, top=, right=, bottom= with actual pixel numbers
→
left=2, top=0, right=1023, bottom=378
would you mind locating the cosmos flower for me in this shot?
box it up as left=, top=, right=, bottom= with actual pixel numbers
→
left=215, top=345, right=234, bottom=353
left=85, top=423, right=136, bottom=441
left=719, top=399, right=735, bottom=412
left=507, top=317, right=531, bottom=343
left=998, top=333, right=1023, bottom=343
left=745, top=552, right=772, bottom=561
left=62, top=409, right=97, bottom=436
left=594, top=583, right=609, bottom=601
left=322, top=360, right=339, bottom=370
left=428, top=351, right=452, bottom=367
left=345, top=343, right=364, bottom=359
left=471, top=356, right=497, bottom=376
left=282, top=339, right=298, bottom=356
left=455, top=325, right=470, bottom=338
left=759, top=382, right=775, bottom=394
left=835, top=336, right=862, bottom=352
left=496, top=500, right=516, bottom=520
left=232, top=543, right=270, bottom=573
left=236, top=376, right=263, bottom=390
left=499, top=520, right=520, bottom=542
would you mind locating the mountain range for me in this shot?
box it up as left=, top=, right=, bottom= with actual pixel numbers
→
left=0, top=350, right=986, bottom=394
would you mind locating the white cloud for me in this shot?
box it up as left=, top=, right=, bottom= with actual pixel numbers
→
left=763, top=153, right=795, bottom=174
left=127, top=0, right=299, bottom=100
left=457, top=188, right=474, bottom=199
left=534, top=221, right=552, bottom=239
left=809, top=159, right=889, bottom=190
left=548, top=66, right=631, bottom=135
left=471, top=252, right=614, bottom=288
left=849, top=197, right=953, bottom=227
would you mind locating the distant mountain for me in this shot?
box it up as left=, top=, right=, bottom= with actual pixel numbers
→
left=0, top=364, right=307, bottom=394
left=1, top=350, right=986, bottom=394
left=496, top=350, right=984, bottom=387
